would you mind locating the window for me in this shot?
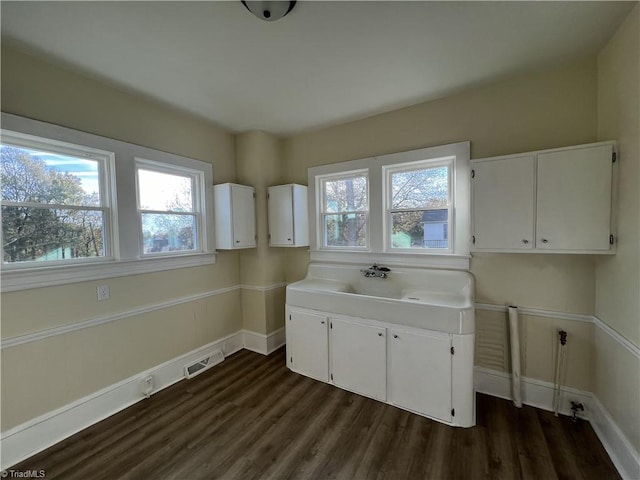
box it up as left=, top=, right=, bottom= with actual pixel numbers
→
left=136, top=160, right=204, bottom=256
left=308, top=142, right=470, bottom=269
left=1, top=113, right=216, bottom=292
left=319, top=171, right=369, bottom=248
left=1, top=132, right=114, bottom=267
left=385, top=159, right=452, bottom=251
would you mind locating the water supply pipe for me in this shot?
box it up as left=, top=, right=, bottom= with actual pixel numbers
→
left=553, top=330, right=568, bottom=416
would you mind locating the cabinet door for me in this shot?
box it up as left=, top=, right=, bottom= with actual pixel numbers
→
left=231, top=185, right=256, bottom=248
left=291, top=185, right=309, bottom=246
left=330, top=317, right=386, bottom=401
left=536, top=145, right=613, bottom=251
left=388, top=329, right=452, bottom=422
left=472, top=155, right=535, bottom=250
left=268, top=186, right=294, bottom=246
left=288, top=310, right=329, bottom=382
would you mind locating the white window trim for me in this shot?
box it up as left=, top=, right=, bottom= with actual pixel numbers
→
left=0, top=130, right=119, bottom=268
left=316, top=169, right=370, bottom=251
left=308, top=141, right=471, bottom=270
left=135, top=158, right=207, bottom=257
left=383, top=157, right=454, bottom=254
left=1, top=113, right=216, bottom=292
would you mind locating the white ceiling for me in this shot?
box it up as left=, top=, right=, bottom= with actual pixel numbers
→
left=1, top=1, right=634, bottom=135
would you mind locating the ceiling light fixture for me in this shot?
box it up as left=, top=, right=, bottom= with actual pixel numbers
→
left=241, top=1, right=296, bottom=22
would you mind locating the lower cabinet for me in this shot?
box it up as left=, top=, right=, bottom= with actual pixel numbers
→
left=286, top=306, right=474, bottom=427
left=388, top=328, right=452, bottom=422
left=330, top=317, right=387, bottom=401
left=287, top=309, right=329, bottom=382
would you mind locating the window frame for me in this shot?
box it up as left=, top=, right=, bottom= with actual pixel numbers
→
left=0, top=113, right=216, bottom=292
left=0, top=130, right=118, bottom=269
left=135, top=158, right=207, bottom=258
left=308, top=142, right=470, bottom=270
left=317, top=169, right=370, bottom=251
left=383, top=157, right=454, bottom=254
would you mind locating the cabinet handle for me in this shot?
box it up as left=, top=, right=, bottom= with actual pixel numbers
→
left=235, top=240, right=240, bottom=243
left=378, top=332, right=383, bottom=337
left=321, top=320, right=325, bottom=324
left=522, top=239, right=529, bottom=245
left=287, top=238, right=292, bottom=241
left=393, top=334, right=398, bottom=339
left=541, top=238, right=549, bottom=244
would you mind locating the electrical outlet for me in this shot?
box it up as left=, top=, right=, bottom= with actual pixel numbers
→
left=96, top=284, right=110, bottom=301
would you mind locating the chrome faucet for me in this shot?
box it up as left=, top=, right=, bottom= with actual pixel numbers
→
left=360, top=264, right=391, bottom=279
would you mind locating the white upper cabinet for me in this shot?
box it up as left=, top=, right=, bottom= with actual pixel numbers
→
left=267, top=184, right=309, bottom=247
left=471, top=141, right=616, bottom=254
left=472, top=155, right=535, bottom=250
left=536, top=145, right=613, bottom=251
left=214, top=183, right=256, bottom=249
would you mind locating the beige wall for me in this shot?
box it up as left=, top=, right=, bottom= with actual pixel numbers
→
left=475, top=309, right=593, bottom=392
left=0, top=46, right=241, bottom=430
left=284, top=57, right=598, bottom=185
left=235, top=131, right=288, bottom=334
left=596, top=5, right=640, bottom=346
left=0, top=47, right=236, bottom=182
left=595, top=5, right=640, bottom=453
left=1, top=8, right=637, bottom=449
left=283, top=57, right=600, bottom=391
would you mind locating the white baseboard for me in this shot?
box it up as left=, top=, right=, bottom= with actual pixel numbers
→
left=590, top=396, right=640, bottom=480
left=0, top=327, right=286, bottom=470
left=474, top=366, right=592, bottom=418
left=475, top=366, right=640, bottom=479
left=0, top=331, right=244, bottom=470
left=4, top=339, right=635, bottom=479
left=242, top=328, right=286, bottom=355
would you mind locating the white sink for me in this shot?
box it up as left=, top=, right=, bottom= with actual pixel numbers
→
left=286, top=263, right=475, bottom=334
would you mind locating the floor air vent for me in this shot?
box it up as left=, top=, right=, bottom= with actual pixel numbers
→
left=184, top=349, right=225, bottom=379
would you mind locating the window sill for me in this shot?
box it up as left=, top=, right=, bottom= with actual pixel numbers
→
left=0, top=253, right=216, bottom=292
left=309, top=250, right=470, bottom=270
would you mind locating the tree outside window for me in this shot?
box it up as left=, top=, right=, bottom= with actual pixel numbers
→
left=1, top=143, right=109, bottom=264
left=388, top=164, right=451, bottom=250
left=321, top=173, right=368, bottom=248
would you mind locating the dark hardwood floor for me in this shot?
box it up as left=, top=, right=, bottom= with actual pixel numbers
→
left=12, top=348, right=619, bottom=479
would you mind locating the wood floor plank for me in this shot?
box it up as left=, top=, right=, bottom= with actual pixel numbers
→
left=12, top=348, right=621, bottom=480
left=513, top=405, right=558, bottom=480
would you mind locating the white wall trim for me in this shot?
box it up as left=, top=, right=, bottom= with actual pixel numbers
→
left=1, top=253, right=217, bottom=293
left=1, top=282, right=289, bottom=350
left=474, top=302, right=595, bottom=323
left=1, top=286, right=241, bottom=350
left=590, top=395, right=640, bottom=480
left=0, top=331, right=245, bottom=471
left=310, top=250, right=471, bottom=270
left=242, top=328, right=286, bottom=355
left=592, top=316, right=640, bottom=358
left=475, top=366, right=640, bottom=480
left=474, top=366, right=593, bottom=418
left=240, top=282, right=288, bottom=292
left=475, top=303, right=639, bottom=358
